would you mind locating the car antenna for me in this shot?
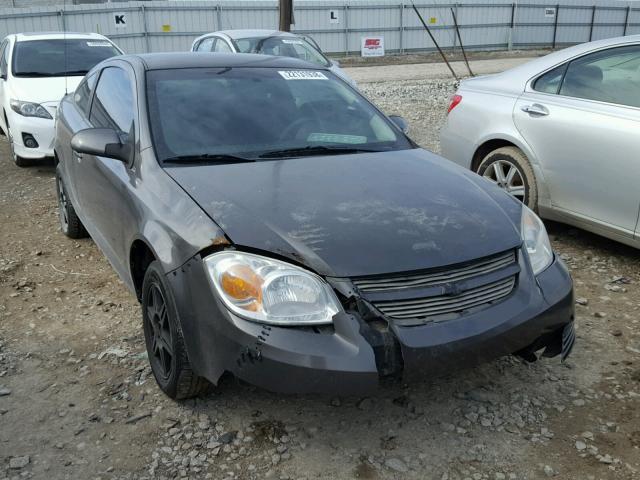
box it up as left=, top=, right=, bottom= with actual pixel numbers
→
left=63, top=0, right=68, bottom=95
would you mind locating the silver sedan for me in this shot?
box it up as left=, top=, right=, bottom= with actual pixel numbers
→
left=441, top=35, right=640, bottom=249
left=190, top=29, right=356, bottom=87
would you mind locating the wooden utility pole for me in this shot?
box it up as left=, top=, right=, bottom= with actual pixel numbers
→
left=279, top=0, right=293, bottom=32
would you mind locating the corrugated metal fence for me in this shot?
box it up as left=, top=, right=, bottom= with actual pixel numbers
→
left=0, top=0, right=638, bottom=55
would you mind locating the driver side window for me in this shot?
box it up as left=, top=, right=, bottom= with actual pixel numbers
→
left=90, top=67, right=135, bottom=135
left=213, top=39, right=232, bottom=53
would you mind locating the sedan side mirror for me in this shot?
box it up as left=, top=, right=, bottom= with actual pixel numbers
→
left=71, top=128, right=131, bottom=163
left=389, top=115, right=409, bottom=134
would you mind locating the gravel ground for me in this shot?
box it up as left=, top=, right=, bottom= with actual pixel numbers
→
left=1, top=66, right=640, bottom=480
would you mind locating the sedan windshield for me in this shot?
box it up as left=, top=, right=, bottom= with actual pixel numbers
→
left=12, top=39, right=120, bottom=77
left=235, top=36, right=330, bottom=67
left=146, top=67, right=412, bottom=163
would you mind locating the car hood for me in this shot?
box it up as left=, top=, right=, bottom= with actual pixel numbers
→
left=8, top=76, right=83, bottom=104
left=166, top=148, right=523, bottom=278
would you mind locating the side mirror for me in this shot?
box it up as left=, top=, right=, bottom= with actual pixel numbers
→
left=389, top=115, right=409, bottom=134
left=71, top=128, right=131, bottom=163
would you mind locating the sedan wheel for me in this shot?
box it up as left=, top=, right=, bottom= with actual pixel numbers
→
left=142, top=261, right=211, bottom=400
left=477, top=146, right=538, bottom=211
left=145, top=283, right=174, bottom=382
left=55, top=167, right=87, bottom=239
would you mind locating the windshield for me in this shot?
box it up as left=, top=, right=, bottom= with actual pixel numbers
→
left=146, top=67, right=412, bottom=163
left=12, top=39, right=121, bottom=77
left=235, top=36, right=330, bottom=67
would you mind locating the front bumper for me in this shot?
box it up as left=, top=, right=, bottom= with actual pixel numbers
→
left=7, top=110, right=55, bottom=159
left=168, top=254, right=574, bottom=395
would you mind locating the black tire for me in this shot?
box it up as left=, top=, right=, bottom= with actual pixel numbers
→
left=4, top=115, right=29, bottom=167
left=55, top=167, right=87, bottom=239
left=476, top=146, right=538, bottom=211
left=142, top=261, right=211, bottom=400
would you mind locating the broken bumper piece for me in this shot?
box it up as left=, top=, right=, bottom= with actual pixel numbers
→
left=168, top=254, right=574, bottom=395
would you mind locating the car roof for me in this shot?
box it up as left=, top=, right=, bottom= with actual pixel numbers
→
left=126, top=52, right=328, bottom=71
left=12, top=32, right=110, bottom=42
left=213, top=29, right=298, bottom=40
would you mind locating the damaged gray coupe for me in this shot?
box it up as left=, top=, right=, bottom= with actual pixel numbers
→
left=54, top=53, right=575, bottom=399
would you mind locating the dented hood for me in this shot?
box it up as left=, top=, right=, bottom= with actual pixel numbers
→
left=166, top=148, right=523, bottom=277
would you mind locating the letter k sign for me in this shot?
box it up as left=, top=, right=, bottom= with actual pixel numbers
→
left=114, top=12, right=127, bottom=28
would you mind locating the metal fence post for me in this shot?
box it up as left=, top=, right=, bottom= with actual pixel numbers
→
left=508, top=2, right=515, bottom=50
left=588, top=5, right=596, bottom=41
left=399, top=2, right=404, bottom=54
left=59, top=9, right=66, bottom=32
left=216, top=4, right=223, bottom=31
left=623, top=5, right=630, bottom=36
left=552, top=4, right=559, bottom=49
left=344, top=4, right=349, bottom=55
left=141, top=5, right=150, bottom=53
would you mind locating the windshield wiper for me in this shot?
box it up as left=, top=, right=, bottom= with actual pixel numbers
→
left=258, top=145, right=381, bottom=159
left=14, top=72, right=58, bottom=77
left=60, top=70, right=89, bottom=76
left=163, top=154, right=255, bottom=165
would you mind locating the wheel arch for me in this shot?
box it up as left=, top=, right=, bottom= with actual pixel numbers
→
left=129, top=237, right=159, bottom=302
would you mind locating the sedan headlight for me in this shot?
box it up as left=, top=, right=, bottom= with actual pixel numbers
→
left=204, top=251, right=341, bottom=326
left=521, top=206, right=553, bottom=275
left=10, top=100, right=52, bottom=119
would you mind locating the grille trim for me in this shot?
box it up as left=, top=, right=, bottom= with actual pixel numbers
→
left=375, top=277, right=516, bottom=319
left=353, top=250, right=516, bottom=293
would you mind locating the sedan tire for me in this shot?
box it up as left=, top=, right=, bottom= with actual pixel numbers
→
left=142, top=261, right=211, bottom=400
left=477, top=147, right=538, bottom=211
left=5, top=116, right=29, bottom=168
left=56, top=167, right=87, bottom=239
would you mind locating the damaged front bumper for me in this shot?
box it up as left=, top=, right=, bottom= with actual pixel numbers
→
left=167, top=253, right=574, bottom=395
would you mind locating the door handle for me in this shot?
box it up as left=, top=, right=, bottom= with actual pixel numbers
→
left=521, top=104, right=549, bottom=116
left=73, top=152, right=83, bottom=161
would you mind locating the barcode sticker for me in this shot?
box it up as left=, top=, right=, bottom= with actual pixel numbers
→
left=278, top=70, right=328, bottom=80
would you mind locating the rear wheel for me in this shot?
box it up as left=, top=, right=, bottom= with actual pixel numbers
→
left=55, top=167, right=87, bottom=238
left=142, top=261, right=211, bottom=400
left=476, top=146, right=538, bottom=211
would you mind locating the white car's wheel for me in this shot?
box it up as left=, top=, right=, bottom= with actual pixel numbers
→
left=477, top=146, right=538, bottom=211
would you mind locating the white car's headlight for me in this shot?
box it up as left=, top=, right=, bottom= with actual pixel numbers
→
left=204, top=251, right=341, bottom=326
left=521, top=206, right=553, bottom=275
left=10, top=100, right=52, bottom=119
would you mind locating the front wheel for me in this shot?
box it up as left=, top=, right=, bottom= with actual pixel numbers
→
left=476, top=146, right=538, bottom=211
left=142, top=261, right=211, bottom=400
left=5, top=117, right=29, bottom=167
left=55, top=167, right=87, bottom=239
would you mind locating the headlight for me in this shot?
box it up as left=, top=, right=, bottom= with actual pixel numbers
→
left=204, top=251, right=341, bottom=326
left=10, top=100, right=52, bottom=119
left=521, top=206, right=553, bottom=275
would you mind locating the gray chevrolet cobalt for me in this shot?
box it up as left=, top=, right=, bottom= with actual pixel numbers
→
left=54, top=53, right=575, bottom=399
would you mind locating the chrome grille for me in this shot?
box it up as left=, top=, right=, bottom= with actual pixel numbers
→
left=352, top=250, right=516, bottom=292
left=374, top=277, right=515, bottom=320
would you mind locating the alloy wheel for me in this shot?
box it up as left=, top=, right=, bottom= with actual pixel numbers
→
left=146, top=283, right=174, bottom=381
left=481, top=159, right=527, bottom=203
left=57, top=176, right=69, bottom=231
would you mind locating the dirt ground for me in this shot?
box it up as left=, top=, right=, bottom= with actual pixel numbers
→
left=1, top=61, right=640, bottom=480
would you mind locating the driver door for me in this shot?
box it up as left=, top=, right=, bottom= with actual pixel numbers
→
left=74, top=64, right=138, bottom=280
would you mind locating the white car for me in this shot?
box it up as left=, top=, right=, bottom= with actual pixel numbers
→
left=0, top=32, right=122, bottom=166
left=190, top=29, right=356, bottom=87
left=440, top=35, right=640, bottom=249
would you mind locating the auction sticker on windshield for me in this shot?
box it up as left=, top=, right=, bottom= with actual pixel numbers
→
left=278, top=71, right=328, bottom=80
